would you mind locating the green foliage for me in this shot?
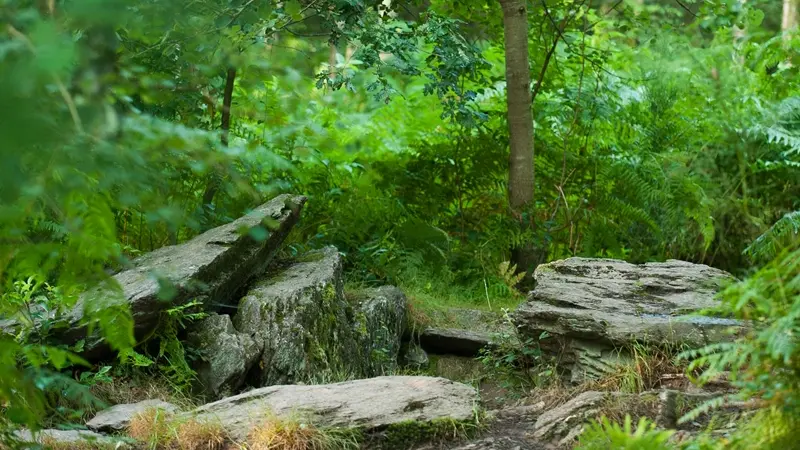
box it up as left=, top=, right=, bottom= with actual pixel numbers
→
left=575, top=416, right=675, bottom=450
left=477, top=309, right=555, bottom=389
left=744, top=210, right=800, bottom=262
left=381, top=417, right=479, bottom=450
left=677, top=247, right=800, bottom=423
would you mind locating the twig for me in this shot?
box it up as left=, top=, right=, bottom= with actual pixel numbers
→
left=675, top=0, right=698, bottom=18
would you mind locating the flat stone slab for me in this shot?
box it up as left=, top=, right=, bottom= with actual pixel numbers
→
left=15, top=429, right=132, bottom=447
left=191, top=376, right=479, bottom=441
left=514, top=258, right=743, bottom=348
left=420, top=328, right=494, bottom=356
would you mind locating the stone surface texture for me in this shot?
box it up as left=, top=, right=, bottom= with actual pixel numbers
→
left=514, top=257, right=743, bottom=382
left=86, top=399, right=179, bottom=432
left=351, top=285, right=408, bottom=375
left=234, top=246, right=364, bottom=386
left=13, top=194, right=306, bottom=360
left=187, top=313, right=262, bottom=398
left=191, top=376, right=479, bottom=441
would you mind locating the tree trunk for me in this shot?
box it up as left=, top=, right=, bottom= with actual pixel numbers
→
left=201, top=67, right=236, bottom=228
left=732, top=0, right=747, bottom=63
left=783, top=0, right=798, bottom=39
left=499, top=0, right=537, bottom=277
left=328, top=42, right=337, bottom=78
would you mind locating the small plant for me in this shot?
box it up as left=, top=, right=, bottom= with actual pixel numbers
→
left=477, top=308, right=555, bottom=389
left=497, top=261, right=525, bottom=297
left=79, top=366, right=114, bottom=387
left=575, top=415, right=675, bottom=450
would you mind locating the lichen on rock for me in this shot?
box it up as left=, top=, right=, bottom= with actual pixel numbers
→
left=234, top=246, right=365, bottom=386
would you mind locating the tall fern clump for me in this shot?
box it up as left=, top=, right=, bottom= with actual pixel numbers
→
left=676, top=246, right=800, bottom=448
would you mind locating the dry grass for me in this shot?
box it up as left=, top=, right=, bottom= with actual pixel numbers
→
left=584, top=344, right=683, bottom=394
left=128, top=407, right=175, bottom=448
left=91, top=376, right=199, bottom=410
left=405, top=297, right=433, bottom=335
left=38, top=437, right=118, bottom=450
left=247, top=413, right=359, bottom=450
left=174, top=419, right=230, bottom=450
left=127, top=407, right=233, bottom=450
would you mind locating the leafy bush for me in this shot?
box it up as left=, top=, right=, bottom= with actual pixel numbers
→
left=678, top=247, right=800, bottom=423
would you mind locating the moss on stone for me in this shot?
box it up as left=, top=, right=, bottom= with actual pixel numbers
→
left=380, top=417, right=480, bottom=449
left=293, top=251, right=327, bottom=263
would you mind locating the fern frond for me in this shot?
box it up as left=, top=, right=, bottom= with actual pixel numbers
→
left=744, top=210, right=800, bottom=260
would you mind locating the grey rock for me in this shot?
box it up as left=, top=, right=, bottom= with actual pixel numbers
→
left=415, top=308, right=511, bottom=335
left=15, top=429, right=132, bottom=447
left=14, top=195, right=306, bottom=360
left=490, top=402, right=547, bottom=421
left=235, top=246, right=364, bottom=386
left=402, top=343, right=430, bottom=369
left=351, top=285, right=407, bottom=375
left=188, top=313, right=262, bottom=398
left=86, top=399, right=179, bottom=432
left=567, top=340, right=633, bottom=384
left=532, top=391, right=611, bottom=444
left=190, top=376, right=479, bottom=441
left=514, top=258, right=744, bottom=381
left=420, top=328, right=494, bottom=357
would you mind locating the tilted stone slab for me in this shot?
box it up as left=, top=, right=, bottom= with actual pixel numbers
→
left=190, top=376, right=479, bottom=441
left=30, top=194, right=305, bottom=360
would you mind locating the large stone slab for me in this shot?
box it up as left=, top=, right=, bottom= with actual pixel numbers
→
left=13, top=195, right=305, bottom=360
left=235, top=246, right=364, bottom=386
left=190, top=376, right=479, bottom=441
left=513, top=258, right=743, bottom=382
left=187, top=313, right=262, bottom=398
left=14, top=429, right=132, bottom=448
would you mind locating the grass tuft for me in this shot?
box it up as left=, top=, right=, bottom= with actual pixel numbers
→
left=247, top=413, right=360, bottom=450
left=175, top=419, right=230, bottom=450
left=128, top=407, right=174, bottom=448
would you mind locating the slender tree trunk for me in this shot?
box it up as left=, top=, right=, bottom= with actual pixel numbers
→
left=328, top=42, right=337, bottom=78
left=783, top=0, right=798, bottom=39
left=201, top=67, right=236, bottom=227
left=499, top=0, right=538, bottom=277
left=732, top=0, right=747, bottom=64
